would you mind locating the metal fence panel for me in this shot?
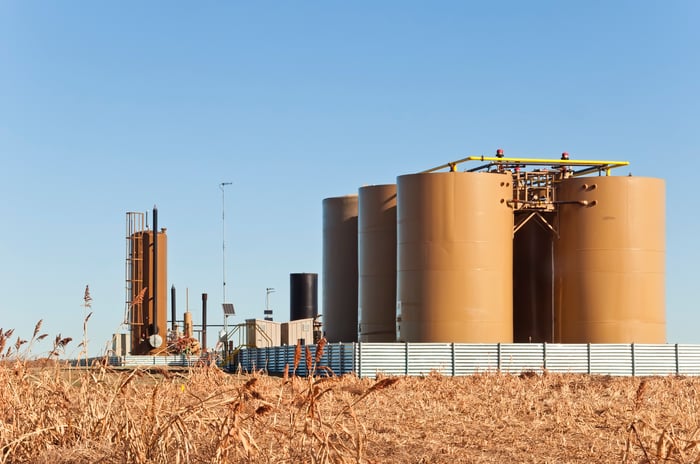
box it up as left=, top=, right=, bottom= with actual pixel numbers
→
left=358, top=343, right=406, bottom=377
left=500, top=343, right=544, bottom=374
left=544, top=344, right=589, bottom=374
left=121, top=355, right=204, bottom=367
left=406, top=343, right=453, bottom=376
left=589, top=345, right=633, bottom=376
left=634, top=344, right=677, bottom=376
left=678, top=345, right=700, bottom=376
left=453, top=344, right=499, bottom=375
left=324, top=343, right=355, bottom=375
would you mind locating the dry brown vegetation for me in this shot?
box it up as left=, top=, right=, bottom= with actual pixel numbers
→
left=2, top=333, right=700, bottom=463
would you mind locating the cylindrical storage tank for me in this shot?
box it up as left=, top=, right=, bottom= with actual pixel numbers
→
left=322, top=195, right=358, bottom=342
left=397, top=172, right=514, bottom=343
left=513, top=212, right=554, bottom=343
left=290, top=273, right=318, bottom=321
left=358, top=184, right=397, bottom=342
left=554, top=176, right=665, bottom=343
left=184, top=311, right=193, bottom=338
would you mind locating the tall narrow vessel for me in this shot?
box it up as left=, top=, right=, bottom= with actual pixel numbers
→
left=322, top=195, right=359, bottom=342
left=554, top=176, right=665, bottom=343
left=126, top=211, right=168, bottom=355
left=358, top=184, right=397, bottom=342
left=396, top=172, right=513, bottom=343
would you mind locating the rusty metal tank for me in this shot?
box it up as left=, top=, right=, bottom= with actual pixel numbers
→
left=554, top=176, right=665, bottom=343
left=129, top=228, right=168, bottom=355
left=322, top=195, right=359, bottom=342
left=513, top=212, right=554, bottom=343
left=396, top=172, right=513, bottom=343
left=358, top=184, right=397, bottom=342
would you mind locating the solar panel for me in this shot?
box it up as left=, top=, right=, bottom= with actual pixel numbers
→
left=222, top=303, right=236, bottom=315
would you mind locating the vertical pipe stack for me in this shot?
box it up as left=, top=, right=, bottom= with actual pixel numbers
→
left=358, top=184, right=397, bottom=342
left=171, top=285, right=177, bottom=331
left=202, top=293, right=208, bottom=351
left=153, top=206, right=158, bottom=335
left=322, top=195, right=359, bottom=342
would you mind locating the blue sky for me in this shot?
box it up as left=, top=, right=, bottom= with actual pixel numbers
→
left=0, top=2, right=698, bottom=356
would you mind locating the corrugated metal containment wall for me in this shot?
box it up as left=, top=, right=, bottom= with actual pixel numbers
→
left=554, top=176, right=666, bottom=343
left=513, top=212, right=554, bottom=343
left=358, top=184, right=397, bottom=342
left=396, top=172, right=514, bottom=343
left=235, top=343, right=700, bottom=378
left=322, top=195, right=359, bottom=342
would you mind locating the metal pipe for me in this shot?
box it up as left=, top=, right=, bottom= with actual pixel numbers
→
left=202, top=293, right=208, bottom=351
left=171, top=285, right=176, bottom=331
left=153, top=205, right=158, bottom=334
left=424, top=155, right=629, bottom=174
left=184, top=311, right=193, bottom=338
left=464, top=156, right=629, bottom=167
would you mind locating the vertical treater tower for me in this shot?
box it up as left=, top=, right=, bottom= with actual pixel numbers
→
left=554, top=176, right=665, bottom=343
left=322, top=195, right=359, bottom=342
left=396, top=172, right=514, bottom=343
left=358, top=184, right=397, bottom=342
left=126, top=211, right=168, bottom=355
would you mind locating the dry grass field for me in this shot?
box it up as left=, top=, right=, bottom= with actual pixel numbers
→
left=2, top=336, right=700, bottom=463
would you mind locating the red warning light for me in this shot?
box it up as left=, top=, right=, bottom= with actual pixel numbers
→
left=561, top=152, right=569, bottom=160
left=496, top=149, right=504, bottom=158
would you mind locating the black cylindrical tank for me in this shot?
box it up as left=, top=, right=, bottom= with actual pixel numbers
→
left=290, top=273, right=318, bottom=321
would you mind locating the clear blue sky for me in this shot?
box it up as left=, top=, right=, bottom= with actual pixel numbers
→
left=1, top=2, right=698, bottom=356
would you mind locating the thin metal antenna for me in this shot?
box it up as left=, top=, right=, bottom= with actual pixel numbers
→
left=220, top=182, right=232, bottom=304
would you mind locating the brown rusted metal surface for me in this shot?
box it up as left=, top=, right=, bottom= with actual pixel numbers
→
left=130, top=229, right=168, bottom=354
left=322, top=195, right=359, bottom=342
left=554, top=176, right=665, bottom=343
left=358, top=184, right=397, bottom=342
left=396, top=172, right=513, bottom=343
left=513, top=212, right=554, bottom=343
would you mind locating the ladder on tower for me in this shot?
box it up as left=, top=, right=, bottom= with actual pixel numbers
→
left=125, top=212, right=145, bottom=326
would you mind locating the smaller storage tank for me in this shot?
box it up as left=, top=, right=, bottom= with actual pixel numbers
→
left=554, top=176, right=665, bottom=343
left=358, top=184, right=397, bottom=342
left=290, top=273, right=318, bottom=321
left=322, top=195, right=359, bottom=342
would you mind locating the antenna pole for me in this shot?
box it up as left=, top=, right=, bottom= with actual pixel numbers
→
left=220, top=182, right=232, bottom=304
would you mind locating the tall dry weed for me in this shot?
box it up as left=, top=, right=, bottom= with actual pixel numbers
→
left=5, top=324, right=700, bottom=463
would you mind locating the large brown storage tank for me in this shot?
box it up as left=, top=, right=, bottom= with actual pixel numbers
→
left=396, top=172, right=513, bottom=343
left=322, top=195, right=359, bottom=342
left=513, top=212, right=554, bottom=343
left=358, top=184, right=397, bottom=342
left=554, top=176, right=665, bottom=343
